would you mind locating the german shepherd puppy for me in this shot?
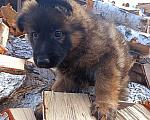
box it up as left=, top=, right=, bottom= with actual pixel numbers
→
left=16, top=0, right=130, bottom=119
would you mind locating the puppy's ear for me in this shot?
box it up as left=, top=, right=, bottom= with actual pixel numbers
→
left=36, top=0, right=72, bottom=16
left=55, top=6, right=72, bottom=16
left=15, top=0, right=37, bottom=32
left=15, top=13, right=26, bottom=32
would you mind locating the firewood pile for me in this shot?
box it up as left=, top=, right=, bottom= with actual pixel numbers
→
left=0, top=0, right=150, bottom=120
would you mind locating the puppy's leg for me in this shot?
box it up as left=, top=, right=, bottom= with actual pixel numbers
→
left=119, top=75, right=129, bottom=100
left=51, top=75, right=78, bottom=92
left=91, top=68, right=121, bottom=120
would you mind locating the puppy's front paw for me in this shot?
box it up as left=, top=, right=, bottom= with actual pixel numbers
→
left=91, top=101, right=117, bottom=120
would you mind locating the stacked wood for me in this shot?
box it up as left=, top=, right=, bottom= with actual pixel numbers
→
left=86, top=1, right=150, bottom=33
left=0, top=108, right=36, bottom=120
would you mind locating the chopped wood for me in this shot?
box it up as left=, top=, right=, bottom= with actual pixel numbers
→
left=128, top=42, right=150, bottom=55
left=116, top=25, right=150, bottom=46
left=129, top=63, right=146, bottom=85
left=0, top=5, right=17, bottom=26
left=43, top=91, right=96, bottom=120
left=43, top=91, right=150, bottom=120
left=0, top=72, right=26, bottom=101
left=0, top=55, right=26, bottom=75
left=93, top=1, right=148, bottom=32
left=142, top=63, right=150, bottom=89
left=1, top=108, right=36, bottom=120
left=0, top=4, right=24, bottom=37
left=0, top=19, right=9, bottom=49
left=116, top=104, right=150, bottom=120
left=136, top=3, right=150, bottom=16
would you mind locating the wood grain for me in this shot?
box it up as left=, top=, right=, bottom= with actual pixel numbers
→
left=43, top=91, right=96, bottom=120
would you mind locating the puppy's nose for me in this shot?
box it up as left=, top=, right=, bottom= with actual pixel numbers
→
left=37, top=58, right=50, bottom=68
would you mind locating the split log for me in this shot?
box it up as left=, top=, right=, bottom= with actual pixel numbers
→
left=116, top=26, right=150, bottom=55
left=0, top=55, right=26, bottom=74
left=116, top=104, right=150, bottom=120
left=93, top=1, right=148, bottom=32
left=0, top=18, right=9, bottom=54
left=1, top=108, right=36, bottom=120
left=43, top=91, right=96, bottom=120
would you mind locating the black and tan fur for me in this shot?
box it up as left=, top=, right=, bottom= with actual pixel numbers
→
left=16, top=0, right=130, bottom=119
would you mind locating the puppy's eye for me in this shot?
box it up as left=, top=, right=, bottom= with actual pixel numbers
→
left=32, top=32, right=39, bottom=38
left=54, top=30, right=62, bottom=38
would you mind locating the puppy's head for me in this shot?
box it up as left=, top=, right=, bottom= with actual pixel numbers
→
left=16, top=0, right=73, bottom=68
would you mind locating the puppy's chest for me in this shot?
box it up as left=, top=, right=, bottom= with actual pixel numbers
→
left=58, top=63, right=96, bottom=84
